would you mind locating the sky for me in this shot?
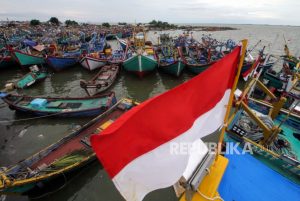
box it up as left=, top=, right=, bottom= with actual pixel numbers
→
left=1, top=0, right=299, bottom=26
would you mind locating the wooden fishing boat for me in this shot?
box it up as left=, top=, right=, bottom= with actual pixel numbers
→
left=46, top=56, right=78, bottom=71
left=80, top=64, right=119, bottom=96
left=14, top=65, right=47, bottom=89
left=80, top=55, right=107, bottom=71
left=0, top=99, right=138, bottom=195
left=1, top=92, right=116, bottom=117
left=105, top=34, right=117, bottom=41
left=174, top=35, right=225, bottom=75
left=80, top=36, right=112, bottom=71
left=156, top=34, right=186, bottom=77
left=261, top=58, right=297, bottom=90
left=11, top=49, right=45, bottom=66
left=181, top=46, right=218, bottom=74
left=123, top=32, right=157, bottom=77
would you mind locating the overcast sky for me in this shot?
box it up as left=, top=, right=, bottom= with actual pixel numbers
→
left=1, top=0, right=299, bottom=25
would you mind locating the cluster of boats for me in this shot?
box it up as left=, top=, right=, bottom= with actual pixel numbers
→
left=0, top=25, right=300, bottom=200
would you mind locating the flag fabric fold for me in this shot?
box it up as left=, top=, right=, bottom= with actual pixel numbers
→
left=91, top=46, right=242, bottom=201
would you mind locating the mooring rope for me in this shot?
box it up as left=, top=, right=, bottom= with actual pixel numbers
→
left=0, top=112, right=68, bottom=124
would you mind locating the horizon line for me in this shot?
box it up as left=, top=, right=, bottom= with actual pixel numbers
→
left=0, top=19, right=299, bottom=27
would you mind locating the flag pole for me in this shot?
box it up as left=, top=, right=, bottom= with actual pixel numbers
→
left=216, top=39, right=248, bottom=160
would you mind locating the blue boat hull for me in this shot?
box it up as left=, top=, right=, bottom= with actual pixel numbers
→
left=47, top=56, right=78, bottom=71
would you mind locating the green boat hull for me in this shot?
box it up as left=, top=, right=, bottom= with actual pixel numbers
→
left=186, top=63, right=212, bottom=74
left=158, top=61, right=185, bottom=77
left=13, top=51, right=45, bottom=66
left=263, top=72, right=283, bottom=89
left=1, top=183, right=35, bottom=194
left=0, top=157, right=95, bottom=195
left=123, top=55, right=157, bottom=77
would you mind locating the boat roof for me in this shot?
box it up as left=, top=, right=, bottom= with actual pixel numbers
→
left=219, top=148, right=300, bottom=201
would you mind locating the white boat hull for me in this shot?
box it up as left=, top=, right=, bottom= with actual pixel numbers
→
left=80, top=57, right=106, bottom=71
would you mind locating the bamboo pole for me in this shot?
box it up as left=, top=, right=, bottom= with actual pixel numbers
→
left=216, top=39, right=248, bottom=160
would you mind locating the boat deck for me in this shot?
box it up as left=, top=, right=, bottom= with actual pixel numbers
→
left=19, top=97, right=109, bottom=112
left=30, top=109, right=123, bottom=170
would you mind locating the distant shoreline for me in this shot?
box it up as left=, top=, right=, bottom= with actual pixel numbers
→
left=149, top=26, right=238, bottom=32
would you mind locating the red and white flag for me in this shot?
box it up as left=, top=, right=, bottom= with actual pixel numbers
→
left=242, top=55, right=261, bottom=81
left=91, top=46, right=242, bottom=201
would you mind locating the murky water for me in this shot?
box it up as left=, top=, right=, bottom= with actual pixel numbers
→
left=1, top=24, right=300, bottom=201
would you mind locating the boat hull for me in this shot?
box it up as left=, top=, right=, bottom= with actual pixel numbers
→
left=2, top=93, right=117, bottom=117
left=12, top=50, right=45, bottom=66
left=123, top=55, right=157, bottom=77
left=46, top=56, right=78, bottom=71
left=1, top=157, right=95, bottom=195
left=262, top=71, right=284, bottom=89
left=186, top=62, right=213, bottom=74
left=158, top=61, right=185, bottom=77
left=80, top=56, right=106, bottom=71
left=0, top=56, right=17, bottom=69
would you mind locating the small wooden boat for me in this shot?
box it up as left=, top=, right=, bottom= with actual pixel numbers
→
left=80, top=36, right=110, bottom=71
left=11, top=49, right=45, bottom=67
left=1, top=92, right=116, bottom=117
left=123, top=32, right=157, bottom=77
left=80, top=64, right=120, bottom=96
left=14, top=65, right=47, bottom=89
left=0, top=99, right=138, bottom=195
left=80, top=38, right=126, bottom=71
left=156, top=34, right=186, bottom=77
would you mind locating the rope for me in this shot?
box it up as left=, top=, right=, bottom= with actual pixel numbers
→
left=0, top=112, right=68, bottom=124
left=29, top=171, right=68, bottom=199
left=196, top=189, right=224, bottom=201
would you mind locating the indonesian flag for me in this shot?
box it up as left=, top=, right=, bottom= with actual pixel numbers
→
left=91, top=46, right=242, bottom=201
left=242, top=55, right=261, bottom=81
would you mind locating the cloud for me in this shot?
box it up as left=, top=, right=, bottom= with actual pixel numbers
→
left=0, top=0, right=299, bottom=25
